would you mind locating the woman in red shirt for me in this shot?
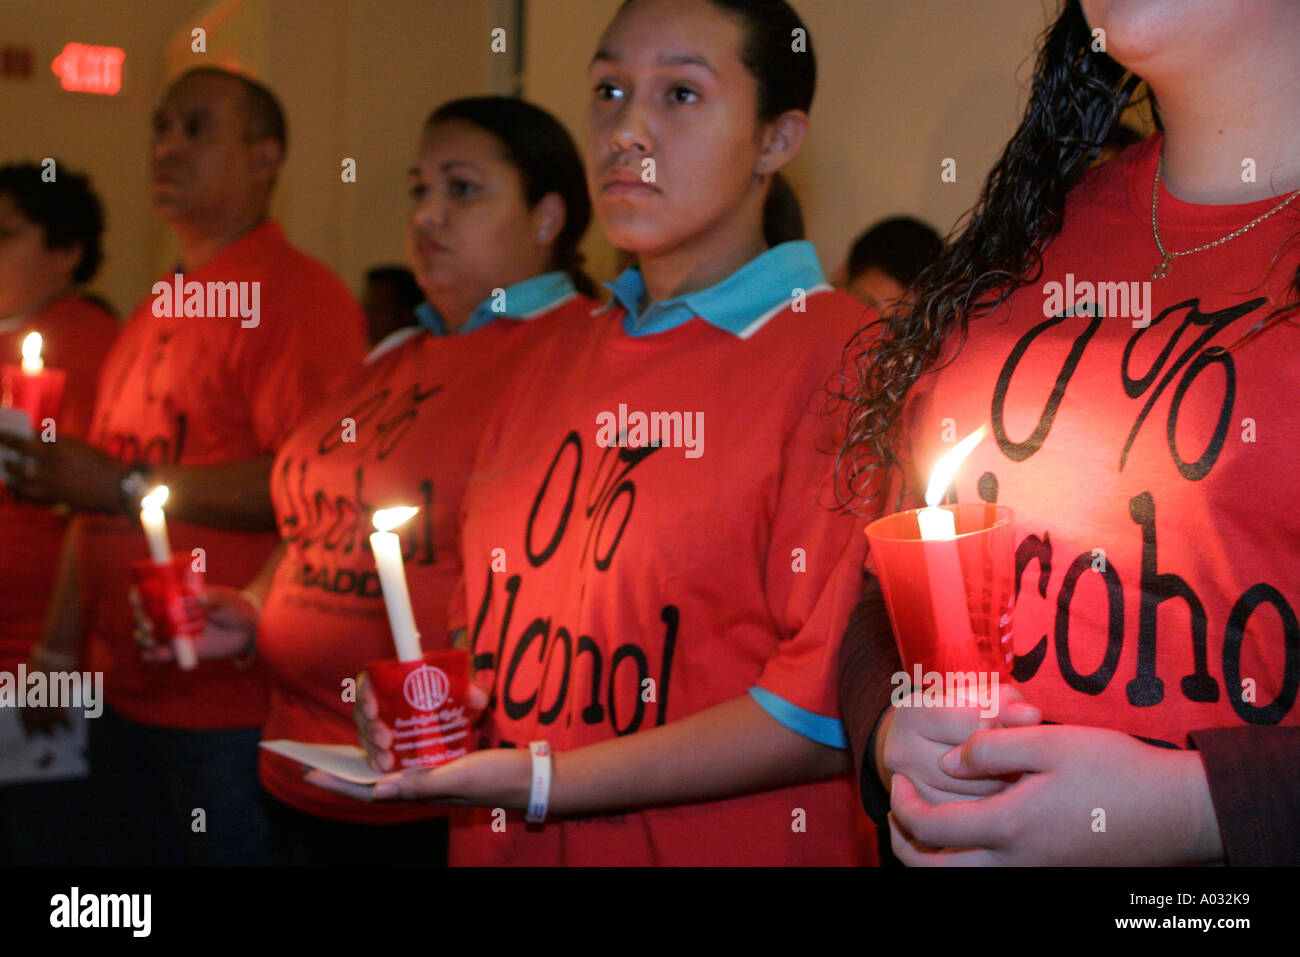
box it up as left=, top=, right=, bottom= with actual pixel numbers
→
left=322, top=0, right=878, bottom=866
left=839, top=0, right=1300, bottom=865
left=0, top=162, right=118, bottom=865
left=154, top=96, right=599, bottom=865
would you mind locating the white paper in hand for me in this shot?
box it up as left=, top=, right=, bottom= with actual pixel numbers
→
left=0, top=407, right=33, bottom=483
left=259, top=739, right=388, bottom=785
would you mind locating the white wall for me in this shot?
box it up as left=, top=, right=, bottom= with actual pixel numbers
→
left=522, top=0, right=1051, bottom=280
left=2, top=0, right=1058, bottom=313
left=1, top=0, right=216, bottom=315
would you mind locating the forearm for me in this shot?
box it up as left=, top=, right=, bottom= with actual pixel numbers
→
left=35, top=516, right=83, bottom=659
left=547, top=693, right=849, bottom=816
left=149, top=455, right=275, bottom=530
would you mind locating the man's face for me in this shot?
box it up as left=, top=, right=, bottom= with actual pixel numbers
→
left=149, top=73, right=273, bottom=226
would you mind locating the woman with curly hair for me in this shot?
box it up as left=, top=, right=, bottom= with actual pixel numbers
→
left=839, top=0, right=1300, bottom=865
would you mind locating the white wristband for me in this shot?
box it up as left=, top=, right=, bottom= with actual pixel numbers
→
left=526, top=741, right=552, bottom=823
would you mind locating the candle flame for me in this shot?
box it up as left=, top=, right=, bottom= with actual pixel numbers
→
left=140, top=485, right=169, bottom=512
left=21, top=332, right=42, bottom=362
left=373, top=506, right=418, bottom=533
left=925, top=426, right=986, bottom=507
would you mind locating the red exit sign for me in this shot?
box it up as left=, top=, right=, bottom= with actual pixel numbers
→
left=51, top=42, right=124, bottom=95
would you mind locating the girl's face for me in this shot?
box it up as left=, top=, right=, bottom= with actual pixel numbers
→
left=0, top=193, right=78, bottom=318
left=405, top=119, right=554, bottom=309
left=586, top=0, right=770, bottom=257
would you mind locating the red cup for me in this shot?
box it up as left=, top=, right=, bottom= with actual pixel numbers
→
left=364, top=649, right=473, bottom=770
left=131, top=556, right=204, bottom=670
left=865, top=503, right=1015, bottom=678
left=1, top=365, right=66, bottom=431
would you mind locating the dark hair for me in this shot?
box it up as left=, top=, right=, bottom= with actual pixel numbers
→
left=0, top=161, right=105, bottom=284
left=171, top=67, right=287, bottom=153
left=840, top=0, right=1148, bottom=507
left=619, top=0, right=816, bottom=248
left=428, top=96, right=595, bottom=298
left=847, top=216, right=944, bottom=287
left=365, top=265, right=424, bottom=312
left=763, top=172, right=805, bottom=246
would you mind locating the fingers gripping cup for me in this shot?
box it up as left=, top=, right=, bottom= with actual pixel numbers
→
left=365, top=649, right=472, bottom=770
left=866, top=502, right=1016, bottom=678
left=130, top=555, right=203, bottom=670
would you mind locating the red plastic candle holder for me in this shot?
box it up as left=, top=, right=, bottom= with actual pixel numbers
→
left=130, top=556, right=205, bottom=646
left=1, top=364, right=66, bottom=431
left=365, top=649, right=473, bottom=770
left=865, top=503, right=1016, bottom=678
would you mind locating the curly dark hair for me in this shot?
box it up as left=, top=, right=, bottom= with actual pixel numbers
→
left=837, top=0, right=1300, bottom=510
left=0, top=161, right=105, bottom=285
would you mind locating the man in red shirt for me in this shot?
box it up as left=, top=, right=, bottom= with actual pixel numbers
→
left=3, top=68, right=366, bottom=864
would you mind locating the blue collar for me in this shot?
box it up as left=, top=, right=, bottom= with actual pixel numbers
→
left=604, top=241, right=827, bottom=338
left=416, top=271, right=576, bottom=337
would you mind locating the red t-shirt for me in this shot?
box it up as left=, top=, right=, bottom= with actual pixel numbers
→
left=452, top=289, right=874, bottom=866
left=81, top=220, right=366, bottom=729
left=895, top=132, right=1300, bottom=746
left=258, top=292, right=599, bottom=821
left=0, top=295, right=118, bottom=671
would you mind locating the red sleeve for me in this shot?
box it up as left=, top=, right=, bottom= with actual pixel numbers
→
left=752, top=384, right=869, bottom=732
left=1186, top=725, right=1300, bottom=866
left=230, top=269, right=366, bottom=450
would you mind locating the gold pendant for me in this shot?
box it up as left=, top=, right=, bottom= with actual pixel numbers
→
left=1151, top=254, right=1172, bottom=280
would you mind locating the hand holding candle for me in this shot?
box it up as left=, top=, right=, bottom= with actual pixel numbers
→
left=364, top=505, right=473, bottom=770
left=131, top=485, right=201, bottom=671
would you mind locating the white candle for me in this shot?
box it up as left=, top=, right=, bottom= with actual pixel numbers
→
left=918, top=428, right=986, bottom=669
left=20, top=332, right=43, bottom=375
left=370, top=506, right=422, bottom=662
left=140, top=485, right=172, bottom=564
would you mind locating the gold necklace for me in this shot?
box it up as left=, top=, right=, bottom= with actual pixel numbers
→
left=1151, top=155, right=1300, bottom=279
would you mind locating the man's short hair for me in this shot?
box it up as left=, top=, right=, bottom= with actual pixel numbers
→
left=0, top=161, right=105, bottom=285
left=847, top=216, right=943, bottom=287
left=169, top=66, right=287, bottom=154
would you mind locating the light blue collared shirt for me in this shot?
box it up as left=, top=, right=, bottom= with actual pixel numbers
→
left=604, top=240, right=828, bottom=338
left=416, top=270, right=577, bottom=337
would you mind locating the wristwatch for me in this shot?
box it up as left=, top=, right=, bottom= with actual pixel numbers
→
left=118, top=466, right=151, bottom=514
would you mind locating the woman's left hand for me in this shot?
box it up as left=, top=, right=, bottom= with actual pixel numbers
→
left=888, top=724, right=1224, bottom=865
left=304, top=744, right=532, bottom=808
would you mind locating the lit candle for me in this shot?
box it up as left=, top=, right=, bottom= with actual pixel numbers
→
left=137, top=484, right=197, bottom=671
left=2, top=331, right=65, bottom=431
left=916, top=427, right=986, bottom=666
left=20, top=332, right=44, bottom=374
left=140, top=485, right=172, bottom=564
left=918, top=427, right=986, bottom=540
left=370, top=506, right=422, bottom=662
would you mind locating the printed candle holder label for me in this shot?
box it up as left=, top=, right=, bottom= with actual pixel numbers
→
left=866, top=503, right=1016, bottom=678
left=130, top=556, right=206, bottom=644
left=0, top=365, right=66, bottom=431
left=365, top=649, right=473, bottom=770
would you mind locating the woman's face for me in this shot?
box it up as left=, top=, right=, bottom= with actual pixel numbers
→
left=405, top=119, right=551, bottom=309
left=0, top=193, right=78, bottom=318
left=585, top=0, right=770, bottom=257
